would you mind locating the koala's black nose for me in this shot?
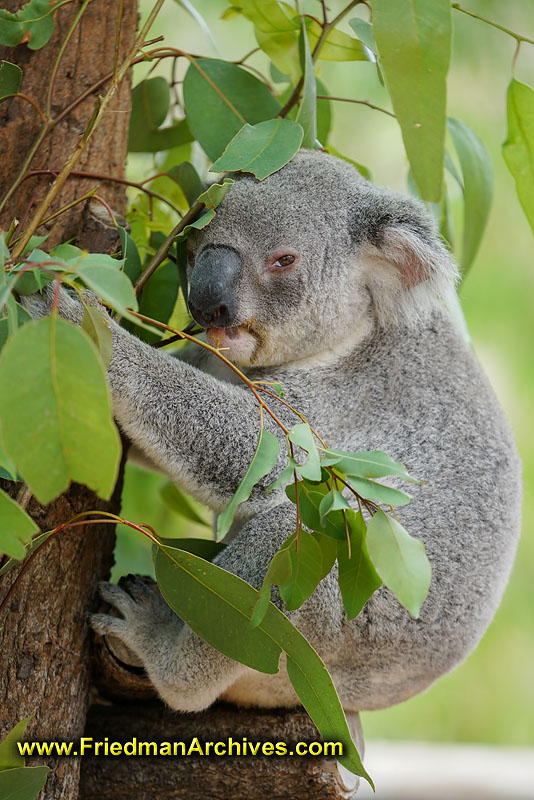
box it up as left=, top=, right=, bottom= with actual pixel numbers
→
left=188, top=246, right=241, bottom=329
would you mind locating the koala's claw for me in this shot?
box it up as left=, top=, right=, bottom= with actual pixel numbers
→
left=89, top=577, right=182, bottom=657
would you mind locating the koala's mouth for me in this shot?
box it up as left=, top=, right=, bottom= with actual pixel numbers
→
left=206, top=323, right=263, bottom=365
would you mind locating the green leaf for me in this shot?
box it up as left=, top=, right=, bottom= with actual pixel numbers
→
left=311, top=531, right=337, bottom=582
left=0, top=427, right=17, bottom=480
left=0, top=717, right=32, bottom=770
left=373, top=0, right=451, bottom=201
left=337, top=511, right=381, bottom=620
left=279, top=529, right=323, bottom=610
left=198, top=178, right=235, bottom=210
left=268, top=457, right=297, bottom=492
left=366, top=509, right=431, bottom=618
left=217, top=429, right=280, bottom=539
left=502, top=79, right=534, bottom=236
left=295, top=19, right=317, bottom=149
left=67, top=253, right=138, bottom=316
left=316, top=78, right=331, bottom=146
left=288, top=423, right=321, bottom=481
left=49, top=243, right=82, bottom=260
left=0, top=0, right=57, bottom=49
left=319, top=489, right=351, bottom=523
left=0, top=531, right=52, bottom=578
left=81, top=305, right=113, bottom=370
left=0, top=489, right=38, bottom=561
left=157, top=536, right=224, bottom=561
left=320, top=449, right=417, bottom=482
left=0, top=316, right=121, bottom=505
left=0, top=61, right=22, bottom=102
left=233, top=0, right=300, bottom=80
left=159, top=480, right=209, bottom=527
left=307, top=19, right=370, bottom=62
left=154, top=544, right=371, bottom=783
left=349, top=18, right=377, bottom=57
left=286, top=482, right=347, bottom=540
left=211, top=118, right=303, bottom=181
left=167, top=162, right=204, bottom=207
left=136, top=260, right=179, bottom=345
left=347, top=476, right=411, bottom=507
left=183, top=58, right=281, bottom=160
left=129, top=78, right=169, bottom=145
left=0, top=767, right=49, bottom=799
left=448, top=118, right=493, bottom=272
left=174, top=209, right=216, bottom=244
left=118, top=227, right=142, bottom=283
left=128, top=119, right=193, bottom=153
left=250, top=544, right=293, bottom=629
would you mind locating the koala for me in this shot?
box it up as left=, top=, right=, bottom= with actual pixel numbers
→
left=23, top=150, right=521, bottom=741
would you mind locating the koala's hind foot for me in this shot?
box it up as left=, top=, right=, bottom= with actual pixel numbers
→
left=90, top=574, right=183, bottom=654
left=89, top=575, right=248, bottom=712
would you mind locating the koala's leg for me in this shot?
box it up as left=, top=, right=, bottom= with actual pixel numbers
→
left=90, top=574, right=250, bottom=712
left=90, top=503, right=340, bottom=713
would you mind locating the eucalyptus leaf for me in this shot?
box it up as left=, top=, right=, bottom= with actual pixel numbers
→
left=0, top=317, right=121, bottom=505
left=0, top=766, right=49, bottom=799
left=373, top=0, right=451, bottom=202
left=320, top=449, right=417, bottom=482
left=0, top=0, right=57, bottom=49
left=502, top=79, right=534, bottom=235
left=167, top=162, right=204, bottom=207
left=0, top=716, right=32, bottom=770
left=0, top=61, right=22, bottom=102
left=347, top=476, right=411, bottom=507
left=307, top=19, right=370, bottom=62
left=160, top=480, right=210, bottom=527
left=174, top=209, right=216, bottom=244
left=81, top=305, right=113, bottom=370
left=211, top=118, right=303, bottom=181
left=0, top=488, right=39, bottom=560
left=279, top=528, right=323, bottom=610
left=337, top=511, right=381, bottom=620
left=448, top=118, right=493, bottom=272
left=319, top=489, right=351, bottom=523
left=366, top=509, right=431, bottom=618
left=349, top=18, right=377, bottom=57
left=217, top=429, right=280, bottom=539
left=288, top=423, right=321, bottom=481
left=198, top=178, right=235, bottom=210
left=183, top=58, right=281, bottom=160
left=295, top=19, right=317, bottom=149
left=67, top=253, right=138, bottom=316
left=154, top=543, right=371, bottom=783
left=118, top=227, right=142, bottom=283
left=135, top=260, right=179, bottom=345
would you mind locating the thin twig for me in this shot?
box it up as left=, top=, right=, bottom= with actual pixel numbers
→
left=316, top=94, right=395, bottom=117
left=452, top=3, right=534, bottom=46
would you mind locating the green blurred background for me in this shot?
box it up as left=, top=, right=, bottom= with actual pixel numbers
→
left=115, top=0, right=534, bottom=747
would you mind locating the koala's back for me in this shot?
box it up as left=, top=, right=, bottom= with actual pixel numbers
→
left=235, top=312, right=522, bottom=711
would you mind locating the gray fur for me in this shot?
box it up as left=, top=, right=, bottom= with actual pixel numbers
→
left=23, top=150, right=521, bottom=719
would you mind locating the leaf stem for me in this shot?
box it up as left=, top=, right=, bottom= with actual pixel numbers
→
left=279, top=0, right=361, bottom=118
left=316, top=94, right=395, bottom=117
left=451, top=4, right=534, bottom=46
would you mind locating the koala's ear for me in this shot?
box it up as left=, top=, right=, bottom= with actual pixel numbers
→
left=356, top=192, right=459, bottom=327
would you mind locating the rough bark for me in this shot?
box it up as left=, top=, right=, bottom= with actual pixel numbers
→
left=0, top=1, right=138, bottom=798
left=0, top=0, right=138, bottom=244
left=80, top=700, right=361, bottom=800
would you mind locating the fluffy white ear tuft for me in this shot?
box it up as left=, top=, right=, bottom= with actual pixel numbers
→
left=360, top=224, right=459, bottom=328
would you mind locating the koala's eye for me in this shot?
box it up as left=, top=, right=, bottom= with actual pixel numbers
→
left=273, top=254, right=296, bottom=269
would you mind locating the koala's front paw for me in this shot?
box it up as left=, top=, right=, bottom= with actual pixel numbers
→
left=21, top=284, right=86, bottom=325
left=89, top=575, right=182, bottom=662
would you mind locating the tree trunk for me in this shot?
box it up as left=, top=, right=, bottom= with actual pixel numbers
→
left=0, top=1, right=138, bottom=798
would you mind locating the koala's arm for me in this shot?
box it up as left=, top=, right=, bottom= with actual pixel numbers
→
left=107, top=324, right=285, bottom=513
